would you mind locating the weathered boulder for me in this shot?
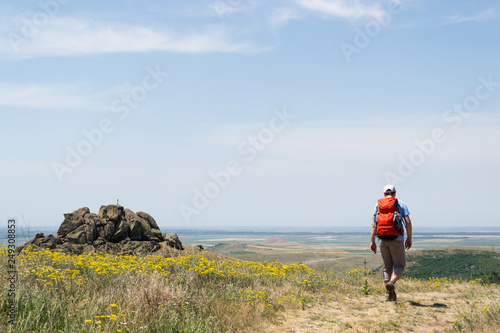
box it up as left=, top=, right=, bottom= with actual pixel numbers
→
left=18, top=205, right=184, bottom=256
left=76, top=207, right=90, bottom=215
left=129, top=220, right=143, bottom=241
left=66, top=225, right=87, bottom=244
left=93, top=237, right=106, bottom=246
left=103, top=221, right=116, bottom=241
left=112, top=220, right=130, bottom=242
left=163, top=233, right=183, bottom=250
left=20, top=233, right=63, bottom=250
left=84, top=213, right=100, bottom=225
left=119, top=241, right=161, bottom=255
left=98, top=205, right=124, bottom=221
left=60, top=243, right=83, bottom=255
left=137, top=217, right=153, bottom=238
left=124, top=208, right=139, bottom=221
left=137, top=211, right=160, bottom=230
left=150, top=229, right=164, bottom=242
left=57, top=207, right=89, bottom=237
left=84, top=221, right=97, bottom=243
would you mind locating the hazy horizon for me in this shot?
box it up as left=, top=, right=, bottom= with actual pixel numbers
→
left=5, top=221, right=500, bottom=233
left=1, top=0, right=499, bottom=230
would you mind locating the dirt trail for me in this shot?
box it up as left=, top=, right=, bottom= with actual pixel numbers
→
left=249, top=291, right=489, bottom=333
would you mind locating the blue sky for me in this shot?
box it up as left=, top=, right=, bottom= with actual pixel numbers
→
left=1, top=0, right=499, bottom=231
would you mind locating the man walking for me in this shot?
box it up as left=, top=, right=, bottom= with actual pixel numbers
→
left=370, top=184, right=412, bottom=301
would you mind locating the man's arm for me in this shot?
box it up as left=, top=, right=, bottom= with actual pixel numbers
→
left=405, top=215, right=412, bottom=250
left=370, top=219, right=377, bottom=254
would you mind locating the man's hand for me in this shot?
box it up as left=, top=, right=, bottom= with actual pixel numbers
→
left=404, top=216, right=412, bottom=250
left=405, top=238, right=412, bottom=250
left=370, top=242, right=377, bottom=254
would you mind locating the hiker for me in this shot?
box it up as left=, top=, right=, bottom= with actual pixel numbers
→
left=370, top=184, right=412, bottom=301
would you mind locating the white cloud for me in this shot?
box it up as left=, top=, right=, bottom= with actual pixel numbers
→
left=210, top=0, right=253, bottom=18
left=444, top=9, right=497, bottom=25
left=0, top=82, right=129, bottom=111
left=269, top=7, right=302, bottom=29
left=295, top=0, right=385, bottom=20
left=0, top=17, right=263, bottom=60
left=191, top=113, right=500, bottom=167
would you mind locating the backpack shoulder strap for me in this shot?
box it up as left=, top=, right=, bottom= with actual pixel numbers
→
left=394, top=199, right=406, bottom=227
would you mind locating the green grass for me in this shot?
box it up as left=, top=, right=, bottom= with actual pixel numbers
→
left=228, top=251, right=259, bottom=255
left=405, top=249, right=500, bottom=283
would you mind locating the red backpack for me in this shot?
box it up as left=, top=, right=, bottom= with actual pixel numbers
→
left=375, top=197, right=404, bottom=238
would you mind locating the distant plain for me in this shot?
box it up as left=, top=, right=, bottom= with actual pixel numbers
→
left=3, top=227, right=500, bottom=272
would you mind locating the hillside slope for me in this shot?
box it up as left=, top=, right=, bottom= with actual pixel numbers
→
left=2, top=246, right=499, bottom=332
left=405, top=249, right=500, bottom=283
left=253, top=284, right=500, bottom=332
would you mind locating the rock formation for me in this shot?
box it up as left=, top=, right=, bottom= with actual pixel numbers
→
left=17, top=205, right=186, bottom=255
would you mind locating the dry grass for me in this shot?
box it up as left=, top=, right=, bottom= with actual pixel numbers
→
left=253, top=277, right=500, bottom=333
left=1, top=246, right=499, bottom=332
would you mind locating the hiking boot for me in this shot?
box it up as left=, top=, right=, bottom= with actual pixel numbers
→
left=385, top=281, right=397, bottom=301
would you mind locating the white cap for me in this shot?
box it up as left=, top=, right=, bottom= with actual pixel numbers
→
left=383, top=184, right=396, bottom=193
